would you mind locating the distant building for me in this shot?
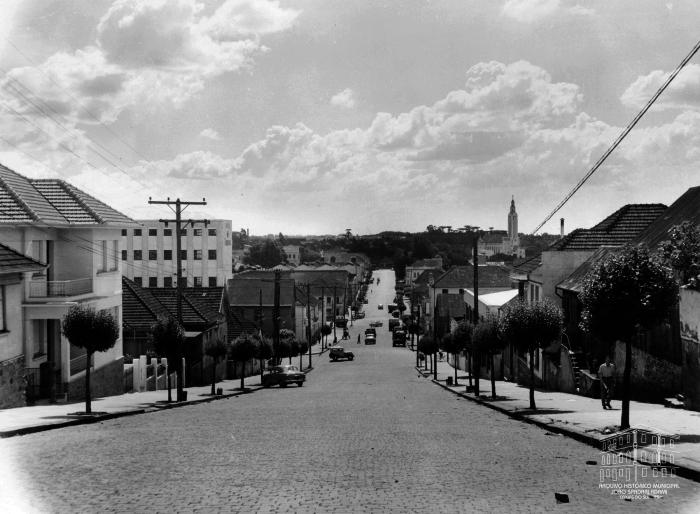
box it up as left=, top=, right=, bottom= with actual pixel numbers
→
left=282, top=245, right=301, bottom=266
left=478, top=197, right=525, bottom=258
left=405, top=258, right=444, bottom=287
left=121, top=219, right=233, bottom=288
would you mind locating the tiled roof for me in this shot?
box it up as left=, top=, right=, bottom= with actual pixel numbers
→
left=511, top=255, right=542, bottom=275
left=122, top=277, right=219, bottom=330
left=549, top=204, right=666, bottom=251
left=0, top=242, right=45, bottom=274
left=556, top=247, right=616, bottom=294
left=228, top=310, right=260, bottom=340
left=0, top=164, right=137, bottom=226
left=413, top=269, right=443, bottom=285
left=411, top=258, right=443, bottom=268
left=633, top=186, right=700, bottom=249
left=227, top=277, right=296, bottom=306
left=436, top=293, right=467, bottom=317
left=433, top=265, right=511, bottom=289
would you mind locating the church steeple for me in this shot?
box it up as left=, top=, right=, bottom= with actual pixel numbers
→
left=508, top=196, right=518, bottom=242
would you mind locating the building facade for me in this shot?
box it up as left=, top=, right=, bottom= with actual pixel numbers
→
left=121, top=219, right=232, bottom=288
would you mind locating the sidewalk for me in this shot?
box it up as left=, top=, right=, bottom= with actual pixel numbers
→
left=0, top=353, right=320, bottom=438
left=421, top=358, right=700, bottom=482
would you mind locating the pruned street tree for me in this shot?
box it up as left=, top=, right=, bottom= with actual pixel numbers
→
left=254, top=334, right=274, bottom=380
left=440, top=332, right=464, bottom=386
left=499, top=299, right=562, bottom=410
left=579, top=245, right=677, bottom=429
left=320, top=324, right=332, bottom=349
left=472, top=317, right=504, bottom=399
left=453, top=321, right=474, bottom=389
left=417, top=335, right=438, bottom=372
left=279, top=329, right=296, bottom=364
left=230, top=333, right=257, bottom=390
left=298, top=340, right=309, bottom=370
left=150, top=316, right=184, bottom=403
left=62, top=305, right=119, bottom=414
left=204, top=338, right=228, bottom=395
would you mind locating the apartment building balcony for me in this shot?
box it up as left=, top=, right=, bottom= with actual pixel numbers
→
left=29, top=277, right=93, bottom=298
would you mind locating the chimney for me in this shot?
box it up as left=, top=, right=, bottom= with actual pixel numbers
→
left=560, top=218, right=565, bottom=238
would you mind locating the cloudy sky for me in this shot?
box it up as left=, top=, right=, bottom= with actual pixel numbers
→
left=1, top=0, right=699, bottom=235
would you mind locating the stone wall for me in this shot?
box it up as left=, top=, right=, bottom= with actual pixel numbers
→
left=680, top=288, right=700, bottom=410
left=68, top=357, right=124, bottom=401
left=614, top=341, right=681, bottom=401
left=0, top=355, right=26, bottom=408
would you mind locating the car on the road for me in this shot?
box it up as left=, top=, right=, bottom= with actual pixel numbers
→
left=388, top=319, right=400, bottom=331
left=365, top=327, right=377, bottom=337
left=261, top=364, right=305, bottom=388
left=329, top=346, right=354, bottom=361
left=365, top=335, right=376, bottom=345
left=334, top=317, right=348, bottom=328
left=378, top=303, right=384, bottom=310
left=392, top=329, right=407, bottom=347
left=355, top=311, right=365, bottom=319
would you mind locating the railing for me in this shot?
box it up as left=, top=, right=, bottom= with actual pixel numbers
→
left=29, top=277, right=93, bottom=298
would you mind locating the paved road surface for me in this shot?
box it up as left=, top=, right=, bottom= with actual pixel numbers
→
left=1, top=269, right=698, bottom=513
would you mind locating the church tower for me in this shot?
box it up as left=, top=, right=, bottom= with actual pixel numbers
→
left=508, top=196, right=518, bottom=244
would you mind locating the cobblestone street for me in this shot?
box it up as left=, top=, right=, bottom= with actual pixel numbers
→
left=1, top=271, right=698, bottom=513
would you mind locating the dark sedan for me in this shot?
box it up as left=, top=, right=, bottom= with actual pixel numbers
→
left=261, top=365, right=306, bottom=388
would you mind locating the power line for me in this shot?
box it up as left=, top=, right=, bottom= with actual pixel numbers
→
left=532, top=38, right=700, bottom=234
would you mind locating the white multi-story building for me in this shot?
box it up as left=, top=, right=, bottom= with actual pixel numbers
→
left=0, top=164, right=136, bottom=404
left=121, top=219, right=232, bottom=288
left=283, top=245, right=301, bottom=266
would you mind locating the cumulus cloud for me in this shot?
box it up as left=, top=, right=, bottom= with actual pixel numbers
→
left=501, top=0, right=594, bottom=23
left=621, top=64, right=700, bottom=110
left=199, top=128, right=222, bottom=141
left=330, top=88, right=356, bottom=109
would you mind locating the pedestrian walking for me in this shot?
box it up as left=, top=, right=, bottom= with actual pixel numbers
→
left=357, top=333, right=361, bottom=344
left=598, top=356, right=616, bottom=409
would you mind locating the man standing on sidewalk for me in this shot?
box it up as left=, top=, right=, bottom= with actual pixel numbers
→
left=598, top=356, right=616, bottom=409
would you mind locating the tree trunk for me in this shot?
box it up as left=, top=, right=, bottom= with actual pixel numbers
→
left=239, top=360, right=245, bottom=390
left=453, top=353, right=459, bottom=386
left=85, top=351, right=92, bottom=414
left=474, top=351, right=480, bottom=397
left=529, top=348, right=536, bottom=410
left=433, top=352, right=437, bottom=380
left=260, top=358, right=264, bottom=380
left=468, top=351, right=473, bottom=388
left=621, top=339, right=631, bottom=430
left=299, top=351, right=303, bottom=370
left=490, top=353, right=496, bottom=399
left=167, top=367, right=172, bottom=403
left=211, top=359, right=216, bottom=395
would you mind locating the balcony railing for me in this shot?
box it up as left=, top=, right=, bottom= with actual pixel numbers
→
left=29, top=278, right=93, bottom=298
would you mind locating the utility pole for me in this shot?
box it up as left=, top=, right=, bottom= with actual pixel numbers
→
left=415, top=302, right=421, bottom=368
left=149, top=197, right=208, bottom=401
left=332, top=285, right=337, bottom=341
left=306, top=282, right=312, bottom=369
left=472, top=230, right=480, bottom=324
left=320, top=286, right=325, bottom=351
left=273, top=270, right=281, bottom=364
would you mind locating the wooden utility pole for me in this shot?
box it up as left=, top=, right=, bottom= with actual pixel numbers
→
left=306, top=282, right=312, bottom=369
left=273, top=270, right=281, bottom=364
left=332, top=285, right=338, bottom=341
left=473, top=231, right=480, bottom=324
left=148, top=197, right=208, bottom=401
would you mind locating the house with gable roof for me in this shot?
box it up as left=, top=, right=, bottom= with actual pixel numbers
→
left=0, top=164, right=139, bottom=402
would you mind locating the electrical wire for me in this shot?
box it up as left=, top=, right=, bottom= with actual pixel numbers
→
left=532, top=37, right=700, bottom=234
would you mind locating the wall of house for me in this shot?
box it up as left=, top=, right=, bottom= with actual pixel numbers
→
left=53, top=231, right=93, bottom=281
left=614, top=341, right=682, bottom=401
left=68, top=356, right=124, bottom=401
left=0, top=278, right=24, bottom=362
left=680, top=288, right=700, bottom=410
left=0, top=355, right=27, bottom=408
left=530, top=250, right=593, bottom=303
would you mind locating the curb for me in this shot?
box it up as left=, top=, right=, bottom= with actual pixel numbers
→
left=0, top=374, right=293, bottom=439
left=425, top=370, right=700, bottom=483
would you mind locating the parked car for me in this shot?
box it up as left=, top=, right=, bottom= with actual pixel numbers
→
left=334, top=317, right=348, bottom=328
left=329, top=346, right=354, bottom=361
left=370, top=321, right=383, bottom=327
left=355, top=311, right=365, bottom=319
left=261, top=365, right=305, bottom=388
left=378, top=303, right=384, bottom=310
left=392, top=329, right=407, bottom=347
left=388, top=319, right=400, bottom=331
left=365, top=327, right=377, bottom=337
left=365, top=335, right=376, bottom=345
left=391, top=310, right=400, bottom=318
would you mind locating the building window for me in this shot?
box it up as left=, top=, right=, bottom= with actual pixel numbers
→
left=194, top=250, right=202, bottom=260
left=442, top=289, right=448, bottom=294
left=121, top=250, right=127, bottom=261
left=194, top=277, right=202, bottom=287
left=98, top=240, right=108, bottom=272
left=180, top=250, right=187, bottom=260
left=180, top=229, right=187, bottom=236
left=164, top=250, right=172, bottom=260
left=164, top=277, right=172, bottom=288
left=133, top=250, right=142, bottom=260
left=194, top=229, right=202, bottom=236
left=208, top=249, right=216, bottom=260
left=208, top=277, right=217, bottom=287
left=0, top=285, right=5, bottom=331
left=32, top=320, right=46, bottom=356
left=134, top=277, right=142, bottom=286
left=208, top=228, right=216, bottom=236
left=121, top=229, right=127, bottom=236
left=134, top=229, right=142, bottom=236
left=164, top=229, right=172, bottom=236
left=149, top=229, right=157, bottom=236
left=149, top=250, right=157, bottom=261
left=149, top=277, right=158, bottom=288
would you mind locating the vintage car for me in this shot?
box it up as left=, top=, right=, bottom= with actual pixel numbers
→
left=365, top=327, right=377, bottom=337
left=329, top=346, right=354, bottom=361
left=392, top=329, right=407, bottom=347
left=261, top=364, right=305, bottom=388
left=378, top=303, right=384, bottom=310
left=365, top=334, right=376, bottom=345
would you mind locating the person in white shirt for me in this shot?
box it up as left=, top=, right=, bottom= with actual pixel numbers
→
left=598, top=356, right=616, bottom=409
